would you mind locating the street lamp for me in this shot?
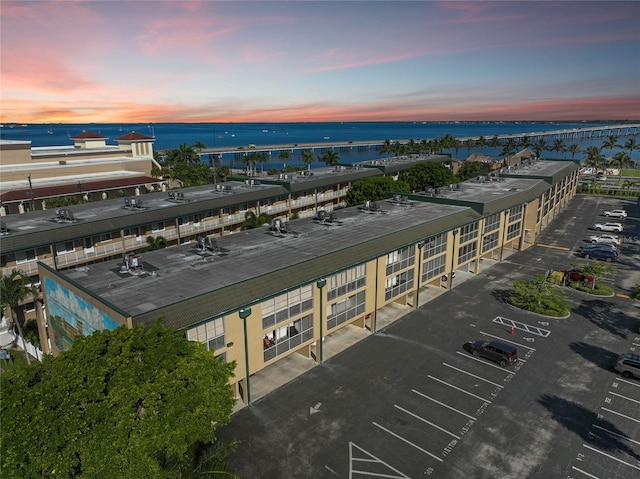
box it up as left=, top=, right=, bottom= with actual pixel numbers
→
left=415, top=241, right=426, bottom=309
left=316, top=279, right=327, bottom=364
left=449, top=229, right=459, bottom=290
left=239, top=307, right=253, bottom=406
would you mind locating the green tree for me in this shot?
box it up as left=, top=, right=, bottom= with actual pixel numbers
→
left=0, top=321, right=237, bottom=479
left=570, top=261, right=616, bottom=291
left=278, top=150, right=291, bottom=170
left=301, top=149, right=315, bottom=171
left=321, top=148, right=340, bottom=167
left=610, top=151, right=633, bottom=176
left=380, top=139, right=394, bottom=157
left=567, top=143, right=581, bottom=160
left=519, top=135, right=532, bottom=150
left=463, top=138, right=475, bottom=158
left=475, top=136, right=488, bottom=151
left=241, top=211, right=271, bottom=230
left=345, top=176, right=410, bottom=207
left=551, top=138, right=566, bottom=158
left=399, top=162, right=455, bottom=192
left=489, top=135, right=501, bottom=157
left=454, top=161, right=494, bottom=182
left=601, top=134, right=620, bottom=158
left=509, top=274, right=569, bottom=317
left=500, top=138, right=517, bottom=162
left=583, top=146, right=604, bottom=169
left=145, top=235, right=168, bottom=251
left=532, top=138, right=548, bottom=158
left=193, top=141, right=207, bottom=154
left=168, top=143, right=200, bottom=167
left=0, top=269, right=38, bottom=365
left=623, top=137, right=638, bottom=162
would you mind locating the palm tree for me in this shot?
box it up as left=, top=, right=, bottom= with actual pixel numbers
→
left=583, top=145, right=604, bottom=169
left=145, top=235, right=167, bottom=251
left=451, top=138, right=462, bottom=159
left=322, top=148, right=340, bottom=167
left=500, top=138, right=517, bottom=164
left=489, top=135, right=501, bottom=158
left=278, top=150, right=291, bottom=170
left=610, top=151, right=633, bottom=176
left=380, top=139, right=394, bottom=157
left=170, top=143, right=199, bottom=166
left=551, top=139, right=566, bottom=158
left=302, top=149, right=315, bottom=171
left=192, top=141, right=207, bottom=155
left=623, top=137, right=638, bottom=163
left=602, top=134, right=620, bottom=159
left=567, top=143, right=581, bottom=160
left=0, top=269, right=38, bottom=364
left=519, top=135, right=532, bottom=150
left=476, top=136, right=488, bottom=152
left=532, top=138, right=548, bottom=159
left=464, top=139, right=475, bottom=158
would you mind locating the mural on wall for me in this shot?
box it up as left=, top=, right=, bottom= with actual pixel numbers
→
left=44, top=276, right=121, bottom=352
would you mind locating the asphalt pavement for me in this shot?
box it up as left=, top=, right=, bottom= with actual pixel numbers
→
left=217, top=194, right=640, bottom=479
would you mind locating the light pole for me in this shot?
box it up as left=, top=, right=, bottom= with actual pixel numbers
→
left=239, top=307, right=253, bottom=406
left=449, top=229, right=459, bottom=290
left=415, top=241, right=425, bottom=308
left=316, top=279, right=327, bottom=364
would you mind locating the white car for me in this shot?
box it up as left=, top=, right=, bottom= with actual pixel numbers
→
left=589, top=234, right=620, bottom=246
left=593, top=222, right=624, bottom=233
left=604, top=209, right=627, bottom=218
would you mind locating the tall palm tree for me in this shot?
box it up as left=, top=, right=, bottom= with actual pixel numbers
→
left=322, top=148, right=340, bottom=167
left=551, top=139, right=566, bottom=158
left=601, top=134, right=620, bottom=159
left=464, top=139, right=475, bottom=158
left=192, top=141, right=207, bottom=154
left=567, top=143, right=581, bottom=160
left=302, top=149, right=315, bottom=171
left=519, top=135, right=532, bottom=150
left=170, top=143, right=199, bottom=166
left=476, top=136, right=488, bottom=152
left=278, top=150, right=291, bottom=170
left=0, top=269, right=38, bottom=364
left=451, top=138, right=462, bottom=159
left=610, top=151, right=633, bottom=176
left=489, top=135, right=501, bottom=158
left=623, top=137, right=638, bottom=162
left=532, top=138, right=548, bottom=159
left=500, top=138, right=517, bottom=164
left=145, top=235, right=168, bottom=251
left=380, top=139, right=394, bottom=157
left=583, top=145, right=604, bottom=169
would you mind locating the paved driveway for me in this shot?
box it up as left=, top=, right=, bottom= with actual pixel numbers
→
left=217, top=195, right=640, bottom=479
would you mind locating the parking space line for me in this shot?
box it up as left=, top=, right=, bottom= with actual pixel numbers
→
left=492, top=316, right=550, bottom=337
left=608, top=391, right=640, bottom=405
left=616, top=378, right=640, bottom=389
left=373, top=422, right=444, bottom=463
left=592, top=424, right=640, bottom=446
left=455, top=351, right=519, bottom=373
left=600, top=407, right=640, bottom=424
left=428, top=375, right=491, bottom=403
left=479, top=331, right=536, bottom=351
left=412, top=389, right=477, bottom=421
left=442, top=363, right=504, bottom=388
left=582, top=444, right=640, bottom=471
left=349, top=442, right=411, bottom=479
left=394, top=404, right=460, bottom=439
left=571, top=466, right=600, bottom=479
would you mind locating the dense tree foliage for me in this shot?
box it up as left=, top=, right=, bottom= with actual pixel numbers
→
left=508, top=274, right=569, bottom=317
left=0, top=322, right=237, bottom=479
left=0, top=269, right=38, bottom=364
left=454, top=161, right=495, bottom=182
left=345, top=176, right=410, bottom=207
left=241, top=211, right=271, bottom=230
left=399, top=162, right=455, bottom=192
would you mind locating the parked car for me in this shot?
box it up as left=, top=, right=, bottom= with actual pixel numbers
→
left=614, top=353, right=640, bottom=379
left=589, top=234, right=620, bottom=246
left=596, top=172, right=607, bottom=181
left=593, top=222, right=624, bottom=233
left=467, top=340, right=518, bottom=367
left=582, top=248, right=618, bottom=261
left=604, top=209, right=627, bottom=218
left=582, top=242, right=617, bottom=252
left=560, top=269, right=595, bottom=282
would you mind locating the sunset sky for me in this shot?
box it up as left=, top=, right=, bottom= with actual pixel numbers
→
left=1, top=1, right=639, bottom=123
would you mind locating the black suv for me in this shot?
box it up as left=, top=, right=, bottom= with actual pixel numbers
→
left=468, top=340, right=518, bottom=367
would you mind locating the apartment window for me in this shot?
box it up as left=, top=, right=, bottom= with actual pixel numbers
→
left=482, top=232, right=500, bottom=252
left=262, top=285, right=314, bottom=330
left=459, top=222, right=479, bottom=244
left=327, top=291, right=366, bottom=330
left=187, top=316, right=226, bottom=353
left=23, top=302, right=36, bottom=314
left=385, top=270, right=414, bottom=301
left=386, top=246, right=415, bottom=275
left=509, top=205, right=523, bottom=222
left=483, top=213, right=501, bottom=234
left=263, top=314, right=314, bottom=362
left=422, top=255, right=446, bottom=282
left=152, top=221, right=165, bottom=232
left=15, top=250, right=36, bottom=264
left=55, top=241, right=74, bottom=255
left=178, top=216, right=189, bottom=226
left=100, top=233, right=112, bottom=242
left=124, top=227, right=140, bottom=237
left=84, top=237, right=94, bottom=250
left=458, top=242, right=477, bottom=264
left=423, top=233, right=447, bottom=257
left=507, top=223, right=521, bottom=241
left=327, top=265, right=366, bottom=301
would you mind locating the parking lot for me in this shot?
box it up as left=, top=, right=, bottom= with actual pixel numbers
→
left=217, top=195, right=640, bottom=479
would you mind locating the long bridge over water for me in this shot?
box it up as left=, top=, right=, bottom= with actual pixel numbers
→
left=198, top=123, right=640, bottom=161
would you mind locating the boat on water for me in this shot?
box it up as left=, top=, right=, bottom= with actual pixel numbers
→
left=323, top=136, right=330, bottom=140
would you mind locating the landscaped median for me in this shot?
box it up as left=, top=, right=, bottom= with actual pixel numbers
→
left=547, top=262, right=616, bottom=297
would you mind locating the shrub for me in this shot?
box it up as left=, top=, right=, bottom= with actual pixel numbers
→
left=569, top=281, right=613, bottom=296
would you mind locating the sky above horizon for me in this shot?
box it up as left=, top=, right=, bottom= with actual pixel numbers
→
left=1, top=1, right=639, bottom=124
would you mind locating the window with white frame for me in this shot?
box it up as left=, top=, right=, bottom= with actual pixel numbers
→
left=152, top=221, right=165, bottom=232
left=15, top=249, right=36, bottom=264
left=100, top=232, right=112, bottom=242
left=458, top=242, right=477, bottom=264
left=483, top=213, right=501, bottom=234
left=509, top=205, right=523, bottom=222
left=422, top=255, right=446, bottom=282
left=263, top=314, right=314, bottom=362
left=506, top=223, right=521, bottom=241
left=423, top=233, right=447, bottom=257
left=55, top=241, right=74, bottom=255
left=187, top=316, right=226, bottom=352
left=327, top=265, right=366, bottom=301
left=261, top=284, right=314, bottom=329
left=385, top=270, right=414, bottom=300
left=459, top=222, right=479, bottom=244
left=482, top=232, right=500, bottom=252
left=386, top=246, right=415, bottom=275
left=327, top=291, right=366, bottom=330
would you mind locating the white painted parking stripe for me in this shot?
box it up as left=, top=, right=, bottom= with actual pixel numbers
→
left=428, top=375, right=491, bottom=403
left=608, top=391, right=640, bottom=405
left=479, top=331, right=536, bottom=351
left=412, top=389, right=477, bottom=420
left=600, top=407, right=640, bottom=424
left=571, top=466, right=600, bottom=479
left=455, top=351, right=519, bottom=372
left=492, top=316, right=550, bottom=337
left=582, top=444, right=640, bottom=471
left=442, top=363, right=504, bottom=388
left=592, top=424, right=640, bottom=446
left=394, top=404, right=460, bottom=440
left=617, top=377, right=640, bottom=388
left=373, top=422, right=444, bottom=463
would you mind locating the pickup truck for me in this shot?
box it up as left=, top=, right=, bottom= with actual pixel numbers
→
left=593, top=222, right=624, bottom=233
left=589, top=234, right=620, bottom=245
